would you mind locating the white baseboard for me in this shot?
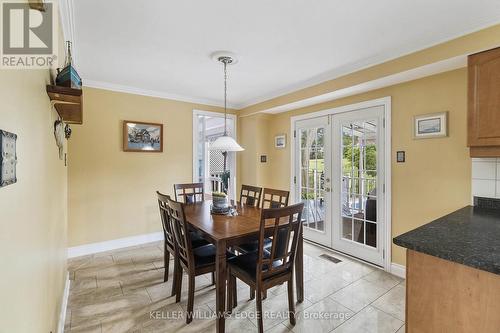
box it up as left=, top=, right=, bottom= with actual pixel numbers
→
left=390, top=262, right=406, bottom=279
left=67, top=232, right=164, bottom=258
left=57, top=272, right=70, bottom=333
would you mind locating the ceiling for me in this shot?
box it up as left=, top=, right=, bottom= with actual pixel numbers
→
left=70, top=0, right=500, bottom=109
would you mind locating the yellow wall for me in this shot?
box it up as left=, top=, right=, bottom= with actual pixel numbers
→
left=0, top=70, right=68, bottom=331
left=237, top=113, right=272, bottom=190
left=239, top=69, right=471, bottom=265
left=68, top=87, right=228, bottom=246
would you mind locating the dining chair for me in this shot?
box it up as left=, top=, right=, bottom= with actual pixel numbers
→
left=167, top=197, right=235, bottom=324
left=227, top=202, right=304, bottom=333
left=261, top=188, right=289, bottom=209
left=157, top=191, right=209, bottom=291
left=240, top=184, right=263, bottom=207
left=235, top=188, right=290, bottom=254
left=174, top=183, right=204, bottom=204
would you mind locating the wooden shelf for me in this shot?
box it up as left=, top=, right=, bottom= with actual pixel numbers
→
left=46, top=85, right=83, bottom=124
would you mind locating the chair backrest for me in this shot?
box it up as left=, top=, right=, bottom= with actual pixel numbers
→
left=261, top=188, right=289, bottom=209
left=167, top=198, right=193, bottom=269
left=257, top=203, right=304, bottom=280
left=156, top=191, right=175, bottom=251
left=174, top=183, right=204, bottom=204
left=240, top=184, right=263, bottom=207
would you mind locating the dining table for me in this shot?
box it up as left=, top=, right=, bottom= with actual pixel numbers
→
left=183, top=200, right=304, bottom=333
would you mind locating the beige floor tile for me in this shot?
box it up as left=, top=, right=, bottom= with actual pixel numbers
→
left=230, top=290, right=312, bottom=331
left=68, top=282, right=123, bottom=310
left=289, top=297, right=353, bottom=333
left=396, top=324, right=405, bottom=333
left=332, top=306, right=403, bottom=333
left=303, top=274, right=351, bottom=304
left=66, top=241, right=407, bottom=333
left=362, top=270, right=403, bottom=291
left=329, top=279, right=388, bottom=312
left=371, top=285, right=405, bottom=321
left=70, top=277, right=97, bottom=295
left=330, top=261, right=375, bottom=284
left=69, top=322, right=102, bottom=333
left=268, top=323, right=293, bottom=333
left=71, top=289, right=151, bottom=327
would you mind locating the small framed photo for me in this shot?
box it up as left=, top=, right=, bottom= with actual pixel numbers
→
left=413, top=112, right=448, bottom=139
left=275, top=134, right=286, bottom=149
left=123, top=120, right=163, bottom=152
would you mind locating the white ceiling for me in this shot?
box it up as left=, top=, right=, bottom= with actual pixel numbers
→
left=70, top=0, right=500, bottom=109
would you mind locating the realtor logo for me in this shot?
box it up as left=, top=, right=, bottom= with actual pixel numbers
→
left=1, top=1, right=58, bottom=68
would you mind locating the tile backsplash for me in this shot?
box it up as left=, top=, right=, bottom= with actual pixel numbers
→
left=471, top=158, right=500, bottom=199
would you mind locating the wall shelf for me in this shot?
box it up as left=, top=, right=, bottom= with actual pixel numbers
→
left=46, top=85, right=83, bottom=124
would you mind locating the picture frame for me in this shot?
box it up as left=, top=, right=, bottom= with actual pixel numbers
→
left=0, top=130, right=18, bottom=187
left=413, top=112, right=448, bottom=139
left=275, top=134, right=286, bottom=149
left=123, top=120, right=163, bottom=152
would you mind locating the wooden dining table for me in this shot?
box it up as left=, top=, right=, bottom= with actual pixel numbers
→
left=183, top=200, right=304, bottom=333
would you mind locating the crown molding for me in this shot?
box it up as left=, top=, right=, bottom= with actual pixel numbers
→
left=83, top=79, right=236, bottom=108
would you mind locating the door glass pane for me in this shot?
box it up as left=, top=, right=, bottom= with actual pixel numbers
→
left=366, top=222, right=377, bottom=248
left=353, top=219, right=364, bottom=244
left=340, top=119, right=378, bottom=247
left=342, top=216, right=352, bottom=240
left=299, top=127, right=326, bottom=234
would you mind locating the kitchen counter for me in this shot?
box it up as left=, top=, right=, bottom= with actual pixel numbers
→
left=393, top=199, right=500, bottom=333
left=393, top=205, right=500, bottom=275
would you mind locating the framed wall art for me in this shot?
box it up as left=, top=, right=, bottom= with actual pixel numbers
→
left=0, top=130, right=18, bottom=187
left=275, top=134, right=286, bottom=149
left=123, top=120, right=163, bottom=152
left=413, top=112, right=448, bottom=139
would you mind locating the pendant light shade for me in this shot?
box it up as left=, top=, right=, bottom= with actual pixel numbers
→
left=209, top=53, right=244, bottom=152
left=211, top=135, right=244, bottom=151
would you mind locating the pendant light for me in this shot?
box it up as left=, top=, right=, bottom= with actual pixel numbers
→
left=210, top=55, right=244, bottom=152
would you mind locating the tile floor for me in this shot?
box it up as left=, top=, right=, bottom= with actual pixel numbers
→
left=65, top=241, right=405, bottom=333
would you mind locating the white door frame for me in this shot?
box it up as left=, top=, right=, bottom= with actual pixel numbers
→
left=290, top=97, right=392, bottom=271
left=192, top=109, right=238, bottom=200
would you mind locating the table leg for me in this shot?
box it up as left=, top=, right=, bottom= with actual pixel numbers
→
left=215, top=239, right=227, bottom=333
left=296, top=229, right=304, bottom=303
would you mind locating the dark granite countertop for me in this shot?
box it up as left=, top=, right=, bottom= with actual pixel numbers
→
left=393, top=206, right=500, bottom=275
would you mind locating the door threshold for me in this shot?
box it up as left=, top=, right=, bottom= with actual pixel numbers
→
left=304, top=238, right=384, bottom=271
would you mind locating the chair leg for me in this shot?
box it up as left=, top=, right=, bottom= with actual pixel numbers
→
left=164, top=250, right=170, bottom=282
left=262, top=289, right=267, bottom=300
left=227, top=271, right=233, bottom=313
left=175, top=264, right=183, bottom=303
left=287, top=277, right=296, bottom=326
left=256, top=285, right=264, bottom=333
left=211, top=271, right=216, bottom=285
left=170, top=257, right=178, bottom=297
left=249, top=287, right=255, bottom=300
left=186, top=274, right=195, bottom=324
left=232, top=275, right=238, bottom=309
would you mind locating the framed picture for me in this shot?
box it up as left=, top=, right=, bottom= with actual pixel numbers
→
left=123, top=120, right=163, bottom=152
left=413, top=112, right=448, bottom=139
left=0, top=130, right=18, bottom=187
left=275, top=134, right=286, bottom=149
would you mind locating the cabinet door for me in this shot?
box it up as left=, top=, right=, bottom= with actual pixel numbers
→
left=468, top=47, right=500, bottom=148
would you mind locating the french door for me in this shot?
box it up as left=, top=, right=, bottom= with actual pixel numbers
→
left=295, top=116, right=332, bottom=246
left=295, top=105, right=386, bottom=266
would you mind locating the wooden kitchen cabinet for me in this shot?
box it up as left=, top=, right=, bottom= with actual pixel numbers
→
left=468, top=47, right=500, bottom=157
